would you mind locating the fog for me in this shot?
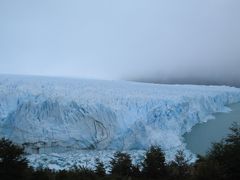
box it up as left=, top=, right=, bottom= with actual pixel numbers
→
left=0, top=0, right=240, bottom=87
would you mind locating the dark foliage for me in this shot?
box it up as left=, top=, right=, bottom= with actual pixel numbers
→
left=168, top=150, right=192, bottom=180
left=0, top=138, right=29, bottom=180
left=130, top=164, right=141, bottom=178
left=95, top=158, right=106, bottom=177
left=31, top=169, right=54, bottom=180
left=110, top=151, right=132, bottom=177
left=194, top=122, right=240, bottom=180
left=142, top=145, right=167, bottom=179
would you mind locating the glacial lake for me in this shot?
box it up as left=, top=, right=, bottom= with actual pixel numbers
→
left=183, top=103, right=240, bottom=156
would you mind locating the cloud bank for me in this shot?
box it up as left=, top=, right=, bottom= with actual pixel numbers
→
left=0, top=0, right=239, bottom=86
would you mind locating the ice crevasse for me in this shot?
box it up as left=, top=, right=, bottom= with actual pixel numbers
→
left=0, top=74, right=240, bottom=159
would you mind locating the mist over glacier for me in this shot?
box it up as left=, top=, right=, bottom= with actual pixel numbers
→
left=0, top=74, right=240, bottom=163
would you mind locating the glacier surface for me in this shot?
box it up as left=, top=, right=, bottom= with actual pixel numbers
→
left=0, top=75, right=240, bottom=169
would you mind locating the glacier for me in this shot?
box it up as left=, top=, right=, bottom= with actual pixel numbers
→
left=0, top=74, right=240, bottom=169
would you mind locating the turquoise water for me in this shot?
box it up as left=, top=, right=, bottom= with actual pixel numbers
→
left=183, top=103, right=240, bottom=156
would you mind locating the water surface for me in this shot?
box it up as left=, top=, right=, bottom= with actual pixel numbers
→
left=183, top=103, right=240, bottom=156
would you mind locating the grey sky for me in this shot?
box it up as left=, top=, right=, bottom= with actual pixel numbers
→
left=0, top=0, right=240, bottom=86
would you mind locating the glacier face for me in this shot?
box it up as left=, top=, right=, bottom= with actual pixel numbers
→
left=0, top=74, right=240, bottom=158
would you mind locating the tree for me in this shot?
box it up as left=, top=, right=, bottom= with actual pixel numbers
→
left=226, top=122, right=240, bottom=145
left=94, top=158, right=106, bottom=177
left=131, top=164, right=141, bottom=178
left=142, top=145, right=167, bottom=178
left=219, top=122, right=240, bottom=180
left=169, top=150, right=191, bottom=180
left=194, top=122, right=240, bottom=180
left=194, top=155, right=223, bottom=180
left=110, top=151, right=132, bottom=176
left=0, top=138, right=29, bottom=180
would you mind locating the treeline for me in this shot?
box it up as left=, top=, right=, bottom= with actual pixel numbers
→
left=0, top=122, right=240, bottom=180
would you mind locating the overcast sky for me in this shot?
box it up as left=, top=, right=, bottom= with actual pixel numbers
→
left=0, top=0, right=240, bottom=86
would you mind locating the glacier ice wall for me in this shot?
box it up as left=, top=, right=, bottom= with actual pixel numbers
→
left=0, top=75, right=240, bottom=156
